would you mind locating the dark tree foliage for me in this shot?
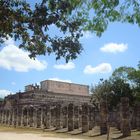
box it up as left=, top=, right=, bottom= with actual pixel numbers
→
left=91, top=61, right=140, bottom=110
left=0, top=0, right=140, bottom=61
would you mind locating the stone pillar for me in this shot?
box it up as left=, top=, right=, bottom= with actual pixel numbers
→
left=89, top=106, right=95, bottom=130
left=121, top=97, right=131, bottom=137
left=82, top=103, right=89, bottom=133
left=20, top=108, right=24, bottom=127
left=36, top=108, right=41, bottom=128
left=46, top=105, right=51, bottom=129
left=14, top=108, right=18, bottom=127
left=32, top=108, right=37, bottom=128
left=31, top=107, right=34, bottom=127
left=55, top=104, right=61, bottom=130
left=17, top=107, right=22, bottom=126
left=68, top=103, right=74, bottom=131
left=116, top=104, right=121, bottom=130
left=9, top=110, right=13, bottom=126
left=23, top=108, right=28, bottom=126
left=42, top=106, right=47, bottom=129
left=136, top=103, right=140, bottom=131
left=2, top=110, right=5, bottom=124
left=79, top=106, right=82, bottom=129
left=62, top=106, right=68, bottom=128
left=74, top=106, right=79, bottom=129
left=12, top=108, right=15, bottom=126
left=5, top=110, right=9, bottom=125
left=100, top=100, right=108, bottom=135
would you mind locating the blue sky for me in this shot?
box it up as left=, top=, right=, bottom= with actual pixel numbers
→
left=0, top=21, right=140, bottom=98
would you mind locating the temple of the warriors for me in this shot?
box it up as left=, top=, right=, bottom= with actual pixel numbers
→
left=0, top=80, right=140, bottom=136
left=0, top=80, right=93, bottom=131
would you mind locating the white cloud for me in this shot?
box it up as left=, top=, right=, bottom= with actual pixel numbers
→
left=0, top=38, right=47, bottom=72
left=100, top=43, right=128, bottom=53
left=0, top=89, right=13, bottom=98
left=54, top=62, right=75, bottom=70
left=49, top=78, right=72, bottom=83
left=84, top=63, right=112, bottom=74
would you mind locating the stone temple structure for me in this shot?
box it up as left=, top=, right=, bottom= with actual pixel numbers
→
left=0, top=80, right=139, bottom=136
left=0, top=80, right=93, bottom=131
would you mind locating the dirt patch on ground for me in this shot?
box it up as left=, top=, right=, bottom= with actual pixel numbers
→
left=0, top=126, right=140, bottom=140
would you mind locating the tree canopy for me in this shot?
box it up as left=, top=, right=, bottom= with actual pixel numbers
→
left=91, top=61, right=140, bottom=110
left=0, top=0, right=140, bottom=61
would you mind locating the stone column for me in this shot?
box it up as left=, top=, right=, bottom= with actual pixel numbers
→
left=17, top=107, right=22, bottom=126
left=12, top=108, right=15, bottom=126
left=121, top=97, right=131, bottom=137
left=89, top=106, right=95, bottom=130
left=100, top=100, right=108, bottom=135
left=9, top=110, right=13, bottom=126
left=33, top=108, right=38, bottom=128
left=20, top=108, right=24, bottom=127
left=62, top=106, right=68, bottom=128
left=68, top=103, right=74, bottom=131
left=2, top=110, right=5, bottom=124
left=46, top=105, right=51, bottom=129
left=23, top=108, right=28, bottom=126
left=14, top=108, right=18, bottom=127
left=5, top=110, right=8, bottom=125
left=82, top=103, right=89, bottom=133
left=74, top=106, right=79, bottom=129
left=79, top=106, right=82, bottom=129
left=40, top=107, right=44, bottom=128
left=116, top=104, right=121, bottom=130
left=29, top=107, right=34, bottom=127
left=136, top=103, right=140, bottom=131
left=36, top=108, right=41, bottom=128
left=42, top=106, right=47, bottom=129
left=55, top=104, right=61, bottom=130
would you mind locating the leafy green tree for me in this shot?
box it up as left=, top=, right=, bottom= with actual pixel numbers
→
left=91, top=79, right=114, bottom=110
left=0, top=0, right=140, bottom=61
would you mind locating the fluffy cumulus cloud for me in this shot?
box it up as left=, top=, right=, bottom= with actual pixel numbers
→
left=0, top=38, right=47, bottom=72
left=100, top=43, right=128, bottom=53
left=84, top=63, right=112, bottom=74
left=49, top=77, right=72, bottom=83
left=54, top=62, right=75, bottom=70
left=0, top=89, right=13, bottom=98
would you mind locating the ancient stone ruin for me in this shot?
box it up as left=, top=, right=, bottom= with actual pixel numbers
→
left=0, top=80, right=139, bottom=137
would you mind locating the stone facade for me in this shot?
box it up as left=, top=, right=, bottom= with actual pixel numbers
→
left=0, top=80, right=139, bottom=137
left=0, top=80, right=93, bottom=132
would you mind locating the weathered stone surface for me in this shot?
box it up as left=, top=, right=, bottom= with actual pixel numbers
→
left=121, top=97, right=131, bottom=137
left=100, top=100, right=108, bottom=135
left=62, top=106, right=68, bottom=128
left=68, top=103, right=74, bottom=131
left=74, top=106, right=79, bottom=129
left=55, top=104, right=61, bottom=130
left=82, top=103, right=89, bottom=133
left=46, top=105, right=51, bottom=129
left=89, top=106, right=95, bottom=130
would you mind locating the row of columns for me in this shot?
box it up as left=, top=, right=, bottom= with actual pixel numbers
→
left=0, top=98, right=139, bottom=136
left=0, top=103, right=95, bottom=133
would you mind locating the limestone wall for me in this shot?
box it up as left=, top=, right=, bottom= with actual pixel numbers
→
left=40, top=80, right=89, bottom=96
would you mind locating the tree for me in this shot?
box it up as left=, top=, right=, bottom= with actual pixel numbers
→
left=91, top=79, right=113, bottom=110
left=0, top=0, right=140, bottom=61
